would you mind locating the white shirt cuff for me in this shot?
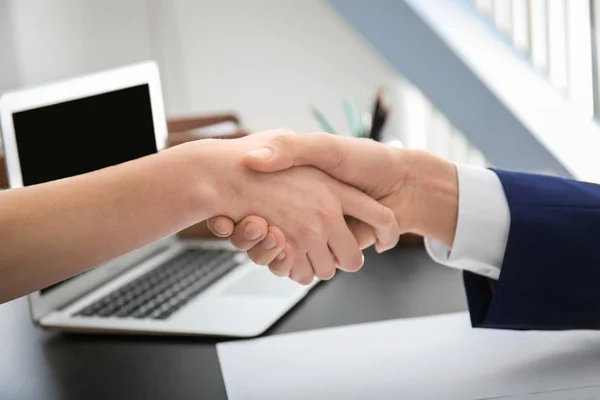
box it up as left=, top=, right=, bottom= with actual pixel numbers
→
left=424, top=164, right=510, bottom=280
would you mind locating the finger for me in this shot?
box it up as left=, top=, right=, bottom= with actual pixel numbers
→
left=248, top=226, right=286, bottom=266
left=327, top=215, right=364, bottom=273
left=207, top=216, right=235, bottom=237
left=335, top=183, right=400, bottom=252
left=289, top=253, right=315, bottom=286
left=307, top=244, right=336, bottom=280
left=229, top=216, right=269, bottom=251
left=243, top=132, right=344, bottom=173
left=346, top=217, right=377, bottom=250
left=268, top=243, right=294, bottom=277
left=244, top=132, right=396, bottom=251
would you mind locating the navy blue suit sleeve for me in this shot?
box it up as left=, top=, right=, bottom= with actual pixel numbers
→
left=464, top=169, right=600, bottom=330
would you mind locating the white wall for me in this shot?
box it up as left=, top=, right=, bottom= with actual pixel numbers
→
left=2, top=0, right=400, bottom=134
left=0, top=1, right=19, bottom=92
left=155, top=0, right=400, bottom=132
left=5, top=0, right=155, bottom=87
left=0, top=1, right=19, bottom=153
left=0, top=0, right=487, bottom=165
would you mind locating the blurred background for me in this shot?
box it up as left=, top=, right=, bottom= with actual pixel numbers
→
left=2, top=0, right=600, bottom=178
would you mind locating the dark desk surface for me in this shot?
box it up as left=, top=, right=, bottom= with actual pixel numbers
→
left=0, top=245, right=467, bottom=400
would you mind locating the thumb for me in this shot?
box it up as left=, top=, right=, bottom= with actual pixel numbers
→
left=243, top=146, right=294, bottom=172
left=243, top=132, right=341, bottom=173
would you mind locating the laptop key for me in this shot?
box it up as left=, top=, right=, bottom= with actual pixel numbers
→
left=73, top=249, right=240, bottom=319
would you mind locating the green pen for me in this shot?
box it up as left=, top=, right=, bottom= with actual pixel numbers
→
left=343, top=100, right=363, bottom=137
left=309, top=105, right=336, bottom=134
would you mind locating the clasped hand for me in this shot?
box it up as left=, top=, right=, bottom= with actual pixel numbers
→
left=203, top=130, right=411, bottom=285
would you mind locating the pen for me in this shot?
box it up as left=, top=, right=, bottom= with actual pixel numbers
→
left=369, top=90, right=381, bottom=139
left=370, top=88, right=388, bottom=142
left=309, top=105, right=336, bottom=134
left=343, top=100, right=363, bottom=137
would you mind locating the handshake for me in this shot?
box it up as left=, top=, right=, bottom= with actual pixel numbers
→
left=187, top=130, right=459, bottom=285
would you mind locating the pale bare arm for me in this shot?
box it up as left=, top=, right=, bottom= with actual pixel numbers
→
left=0, top=131, right=399, bottom=303
left=0, top=146, right=215, bottom=303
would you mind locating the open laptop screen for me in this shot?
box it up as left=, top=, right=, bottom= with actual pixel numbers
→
left=11, top=84, right=158, bottom=293
left=13, top=84, right=157, bottom=186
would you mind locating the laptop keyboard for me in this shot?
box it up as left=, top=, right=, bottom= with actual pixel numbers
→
left=74, top=249, right=240, bottom=320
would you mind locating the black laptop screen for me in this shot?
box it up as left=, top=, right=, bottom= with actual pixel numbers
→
left=11, top=84, right=158, bottom=294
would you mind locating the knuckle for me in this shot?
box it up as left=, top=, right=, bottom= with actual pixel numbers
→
left=269, top=132, right=294, bottom=150
left=313, top=132, right=344, bottom=171
left=245, top=215, right=267, bottom=228
left=303, top=225, right=323, bottom=244
left=314, top=206, right=334, bottom=223
left=377, top=204, right=396, bottom=225
left=288, top=237, right=307, bottom=253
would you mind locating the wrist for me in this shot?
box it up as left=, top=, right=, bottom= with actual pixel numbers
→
left=401, top=150, right=459, bottom=247
left=159, top=141, right=222, bottom=223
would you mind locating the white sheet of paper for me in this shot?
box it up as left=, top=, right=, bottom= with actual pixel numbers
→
left=217, top=312, right=600, bottom=400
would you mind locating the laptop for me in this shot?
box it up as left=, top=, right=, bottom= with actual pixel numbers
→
left=0, top=61, right=317, bottom=337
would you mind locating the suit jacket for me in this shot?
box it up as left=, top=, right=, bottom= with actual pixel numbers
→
left=464, top=170, right=600, bottom=330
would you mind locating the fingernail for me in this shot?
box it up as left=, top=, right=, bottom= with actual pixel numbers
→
left=262, top=233, right=277, bottom=250
left=244, top=224, right=262, bottom=240
left=276, top=251, right=286, bottom=260
left=246, top=148, right=273, bottom=160
left=214, top=224, right=229, bottom=236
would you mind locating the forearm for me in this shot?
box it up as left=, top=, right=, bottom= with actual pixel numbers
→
left=0, top=145, right=217, bottom=303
